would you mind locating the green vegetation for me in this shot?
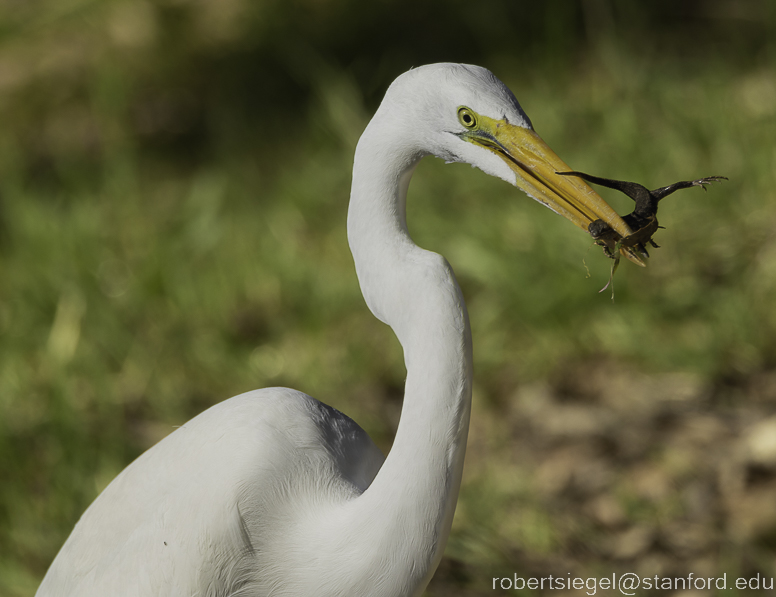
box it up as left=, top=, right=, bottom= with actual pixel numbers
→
left=1, top=1, right=775, bottom=595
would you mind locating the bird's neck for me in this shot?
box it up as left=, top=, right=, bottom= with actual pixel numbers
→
left=342, top=121, right=474, bottom=594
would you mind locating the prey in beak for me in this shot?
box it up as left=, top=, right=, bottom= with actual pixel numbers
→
left=553, top=170, right=727, bottom=296
left=455, top=106, right=645, bottom=266
left=556, top=171, right=728, bottom=260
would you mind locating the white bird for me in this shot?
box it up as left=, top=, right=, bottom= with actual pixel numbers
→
left=37, top=63, right=631, bottom=597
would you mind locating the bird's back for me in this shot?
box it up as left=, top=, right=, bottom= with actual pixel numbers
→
left=37, top=388, right=384, bottom=597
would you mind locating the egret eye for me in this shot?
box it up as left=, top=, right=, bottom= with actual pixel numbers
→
left=457, top=107, right=477, bottom=129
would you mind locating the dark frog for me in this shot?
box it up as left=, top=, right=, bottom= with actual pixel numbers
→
left=555, top=170, right=727, bottom=297
left=557, top=171, right=728, bottom=262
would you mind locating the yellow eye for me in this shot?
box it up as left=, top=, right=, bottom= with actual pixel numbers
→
left=457, top=107, right=477, bottom=129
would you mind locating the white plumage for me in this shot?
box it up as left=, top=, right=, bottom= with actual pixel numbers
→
left=38, top=63, right=630, bottom=597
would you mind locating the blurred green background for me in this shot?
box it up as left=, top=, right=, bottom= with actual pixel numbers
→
left=1, top=0, right=776, bottom=594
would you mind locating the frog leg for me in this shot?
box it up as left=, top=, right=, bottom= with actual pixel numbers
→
left=556, top=171, right=652, bottom=205
left=599, top=240, right=622, bottom=299
left=652, top=176, right=728, bottom=201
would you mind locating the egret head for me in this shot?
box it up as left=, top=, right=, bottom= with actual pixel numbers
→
left=374, top=63, right=635, bottom=249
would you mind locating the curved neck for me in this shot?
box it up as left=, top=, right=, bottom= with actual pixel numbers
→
left=341, top=119, right=474, bottom=595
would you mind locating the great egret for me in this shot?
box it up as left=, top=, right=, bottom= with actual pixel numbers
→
left=37, top=63, right=632, bottom=597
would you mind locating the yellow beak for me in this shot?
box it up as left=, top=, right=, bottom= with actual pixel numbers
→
left=463, top=114, right=644, bottom=265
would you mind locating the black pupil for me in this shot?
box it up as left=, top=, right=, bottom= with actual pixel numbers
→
left=463, top=114, right=472, bottom=124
